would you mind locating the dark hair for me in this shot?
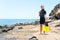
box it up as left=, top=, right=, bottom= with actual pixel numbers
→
left=44, top=22, right=48, bottom=26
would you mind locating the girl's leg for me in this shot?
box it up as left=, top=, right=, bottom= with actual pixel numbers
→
left=40, top=24, right=42, bottom=34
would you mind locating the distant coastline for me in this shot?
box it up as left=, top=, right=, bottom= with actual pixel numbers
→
left=0, top=19, right=39, bottom=25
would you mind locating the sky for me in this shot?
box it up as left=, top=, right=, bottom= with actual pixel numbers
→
left=0, top=0, right=60, bottom=19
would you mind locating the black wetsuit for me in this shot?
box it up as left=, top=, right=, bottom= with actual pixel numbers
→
left=39, top=9, right=46, bottom=24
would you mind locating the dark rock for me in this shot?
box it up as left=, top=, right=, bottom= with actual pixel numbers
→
left=6, top=26, right=14, bottom=32
left=29, top=36, right=38, bottom=40
left=7, top=29, right=11, bottom=31
left=3, top=25, right=9, bottom=28
left=49, top=3, right=60, bottom=20
left=32, top=36, right=37, bottom=38
left=34, top=21, right=39, bottom=25
left=2, top=30, right=7, bottom=32
left=18, top=27, right=23, bottom=29
left=31, top=21, right=39, bottom=25
left=0, top=26, right=3, bottom=29
left=19, top=23, right=23, bottom=25
left=14, top=23, right=24, bottom=26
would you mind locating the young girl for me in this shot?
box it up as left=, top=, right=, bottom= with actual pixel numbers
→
left=39, top=5, right=46, bottom=34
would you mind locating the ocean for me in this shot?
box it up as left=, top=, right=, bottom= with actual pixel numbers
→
left=0, top=19, right=38, bottom=25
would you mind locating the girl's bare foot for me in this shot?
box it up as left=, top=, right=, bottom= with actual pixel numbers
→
left=39, top=32, right=43, bottom=35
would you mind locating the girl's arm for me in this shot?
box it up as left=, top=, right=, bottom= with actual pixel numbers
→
left=39, top=12, right=40, bottom=16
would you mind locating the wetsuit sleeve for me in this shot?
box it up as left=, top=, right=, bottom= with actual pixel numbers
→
left=44, top=10, right=46, bottom=15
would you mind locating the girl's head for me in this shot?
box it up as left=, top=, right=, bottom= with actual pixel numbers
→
left=41, top=5, right=44, bottom=9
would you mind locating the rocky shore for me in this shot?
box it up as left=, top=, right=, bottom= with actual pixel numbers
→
left=0, top=19, right=60, bottom=40
left=0, top=20, right=39, bottom=34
